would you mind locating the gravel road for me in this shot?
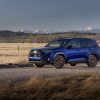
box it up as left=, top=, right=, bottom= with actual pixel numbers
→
left=0, top=64, right=100, bottom=82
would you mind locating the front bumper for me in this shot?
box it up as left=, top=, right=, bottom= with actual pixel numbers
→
left=29, top=57, right=47, bottom=64
left=28, top=50, right=54, bottom=64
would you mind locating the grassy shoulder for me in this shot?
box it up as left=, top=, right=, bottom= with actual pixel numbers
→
left=0, top=43, right=46, bottom=64
left=0, top=74, right=100, bottom=100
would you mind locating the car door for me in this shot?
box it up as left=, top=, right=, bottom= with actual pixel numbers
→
left=79, top=39, right=96, bottom=61
left=65, top=39, right=85, bottom=62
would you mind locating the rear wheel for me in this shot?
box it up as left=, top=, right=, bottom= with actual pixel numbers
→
left=53, top=55, right=65, bottom=69
left=35, top=63, right=44, bottom=68
left=87, top=55, right=97, bottom=68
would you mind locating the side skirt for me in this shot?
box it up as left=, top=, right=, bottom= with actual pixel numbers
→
left=67, top=58, right=87, bottom=63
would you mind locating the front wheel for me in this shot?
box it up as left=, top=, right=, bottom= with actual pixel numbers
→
left=53, top=55, right=65, bottom=69
left=87, top=55, right=97, bottom=68
left=35, top=63, right=44, bottom=68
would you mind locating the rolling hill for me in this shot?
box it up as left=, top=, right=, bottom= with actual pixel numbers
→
left=0, top=30, right=100, bottom=43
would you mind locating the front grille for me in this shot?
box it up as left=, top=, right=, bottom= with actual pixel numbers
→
left=30, top=50, right=42, bottom=57
left=30, top=53, right=41, bottom=57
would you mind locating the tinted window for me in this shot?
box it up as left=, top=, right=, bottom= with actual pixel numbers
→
left=67, top=39, right=80, bottom=48
left=80, top=39, right=97, bottom=48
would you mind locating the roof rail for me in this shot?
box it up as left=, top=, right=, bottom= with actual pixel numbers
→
left=57, top=37, right=72, bottom=39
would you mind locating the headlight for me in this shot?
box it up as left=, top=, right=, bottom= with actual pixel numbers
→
left=31, top=50, right=38, bottom=53
left=33, top=51, right=37, bottom=53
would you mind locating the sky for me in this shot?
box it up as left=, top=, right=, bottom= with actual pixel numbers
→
left=0, top=0, right=100, bottom=32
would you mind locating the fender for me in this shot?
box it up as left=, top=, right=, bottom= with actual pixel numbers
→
left=54, top=52, right=66, bottom=59
left=47, top=52, right=66, bottom=63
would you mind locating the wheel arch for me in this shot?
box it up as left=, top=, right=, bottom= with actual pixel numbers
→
left=54, top=52, right=66, bottom=60
left=90, top=53, right=99, bottom=60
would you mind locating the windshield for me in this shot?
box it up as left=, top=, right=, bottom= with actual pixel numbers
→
left=45, top=40, right=62, bottom=48
left=45, top=39, right=71, bottom=48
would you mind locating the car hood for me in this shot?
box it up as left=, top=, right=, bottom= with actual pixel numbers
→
left=31, top=47, right=56, bottom=51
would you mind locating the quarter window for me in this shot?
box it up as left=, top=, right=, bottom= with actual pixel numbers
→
left=80, top=39, right=96, bottom=48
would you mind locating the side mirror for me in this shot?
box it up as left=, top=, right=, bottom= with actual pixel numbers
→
left=67, top=45, right=73, bottom=49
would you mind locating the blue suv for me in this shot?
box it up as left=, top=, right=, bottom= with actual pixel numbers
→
left=29, top=38, right=100, bottom=69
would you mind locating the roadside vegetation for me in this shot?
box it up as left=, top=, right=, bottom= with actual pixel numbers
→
left=0, top=43, right=46, bottom=64
left=0, top=74, right=100, bottom=100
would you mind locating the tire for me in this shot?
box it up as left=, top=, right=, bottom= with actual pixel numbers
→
left=53, top=55, right=65, bottom=69
left=35, top=63, right=44, bottom=68
left=70, top=62, right=77, bottom=66
left=87, top=55, right=97, bottom=68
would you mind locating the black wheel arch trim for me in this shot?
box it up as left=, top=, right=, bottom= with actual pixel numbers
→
left=54, top=52, right=66, bottom=60
left=89, top=53, right=99, bottom=60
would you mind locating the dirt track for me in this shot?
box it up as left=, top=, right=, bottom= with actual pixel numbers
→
left=0, top=63, right=100, bottom=82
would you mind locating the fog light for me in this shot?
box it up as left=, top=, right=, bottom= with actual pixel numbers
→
left=48, top=58, right=50, bottom=61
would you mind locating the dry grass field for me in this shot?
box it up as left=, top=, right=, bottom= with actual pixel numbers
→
left=0, top=43, right=46, bottom=64
left=0, top=74, right=100, bottom=100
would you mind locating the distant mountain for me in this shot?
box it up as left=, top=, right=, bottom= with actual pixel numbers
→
left=83, top=27, right=100, bottom=33
left=89, top=29, right=100, bottom=33
left=20, top=29, right=33, bottom=33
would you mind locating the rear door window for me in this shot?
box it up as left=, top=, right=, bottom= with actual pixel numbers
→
left=67, top=39, right=80, bottom=48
